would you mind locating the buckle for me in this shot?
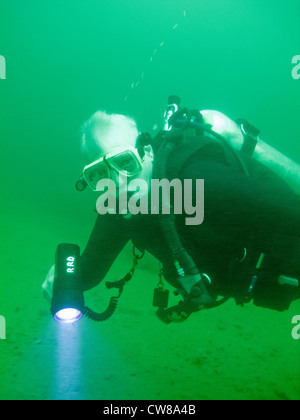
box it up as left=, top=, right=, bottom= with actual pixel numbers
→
left=237, top=119, right=260, bottom=157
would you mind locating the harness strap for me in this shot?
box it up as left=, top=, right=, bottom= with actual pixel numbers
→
left=236, top=119, right=260, bottom=157
left=165, top=134, right=240, bottom=180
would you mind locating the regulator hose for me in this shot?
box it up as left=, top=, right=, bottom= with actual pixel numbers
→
left=152, top=130, right=202, bottom=279
left=83, top=249, right=144, bottom=322
left=83, top=297, right=119, bottom=322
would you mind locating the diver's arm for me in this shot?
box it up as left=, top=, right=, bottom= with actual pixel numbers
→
left=80, top=214, right=130, bottom=291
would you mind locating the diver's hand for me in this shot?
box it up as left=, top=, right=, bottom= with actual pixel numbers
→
left=41, top=265, right=55, bottom=303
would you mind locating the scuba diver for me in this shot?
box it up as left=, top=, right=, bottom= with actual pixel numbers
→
left=43, top=96, right=300, bottom=324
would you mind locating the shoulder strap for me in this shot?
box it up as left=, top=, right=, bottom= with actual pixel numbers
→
left=165, top=134, right=240, bottom=179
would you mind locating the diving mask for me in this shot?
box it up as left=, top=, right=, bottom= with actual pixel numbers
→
left=82, top=146, right=143, bottom=191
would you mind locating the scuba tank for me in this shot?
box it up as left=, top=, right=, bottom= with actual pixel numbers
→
left=200, top=110, right=300, bottom=195
left=163, top=98, right=300, bottom=194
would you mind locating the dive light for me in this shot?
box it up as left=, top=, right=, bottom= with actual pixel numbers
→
left=51, top=244, right=85, bottom=323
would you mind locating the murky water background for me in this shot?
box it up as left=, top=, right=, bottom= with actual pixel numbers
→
left=0, top=0, right=299, bottom=400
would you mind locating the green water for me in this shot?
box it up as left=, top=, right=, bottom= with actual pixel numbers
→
left=0, top=0, right=300, bottom=400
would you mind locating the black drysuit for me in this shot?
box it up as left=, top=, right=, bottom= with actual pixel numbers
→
left=80, top=138, right=300, bottom=310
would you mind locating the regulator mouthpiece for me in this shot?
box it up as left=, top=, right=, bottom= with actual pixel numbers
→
left=51, top=244, right=85, bottom=323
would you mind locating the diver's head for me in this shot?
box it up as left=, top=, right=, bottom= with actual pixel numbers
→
left=81, top=110, right=139, bottom=163
left=80, top=110, right=153, bottom=193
